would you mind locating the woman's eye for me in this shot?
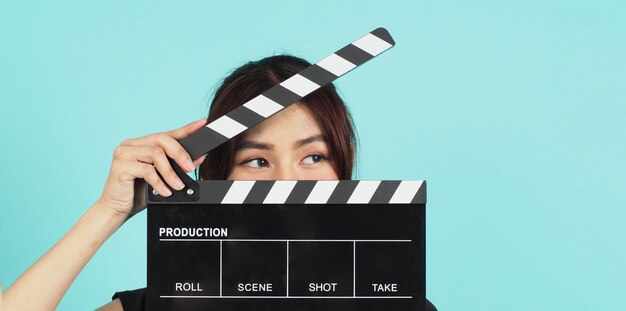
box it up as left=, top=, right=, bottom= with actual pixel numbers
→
left=242, top=158, right=269, bottom=168
left=302, top=154, right=325, bottom=165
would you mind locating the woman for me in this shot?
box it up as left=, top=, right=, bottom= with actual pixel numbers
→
left=4, top=55, right=436, bottom=310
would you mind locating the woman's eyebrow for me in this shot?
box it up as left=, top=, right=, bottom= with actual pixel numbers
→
left=235, top=134, right=326, bottom=151
left=294, top=134, right=327, bottom=149
left=235, top=140, right=274, bottom=151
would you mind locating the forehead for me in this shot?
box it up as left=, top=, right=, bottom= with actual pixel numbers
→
left=241, top=102, right=322, bottom=142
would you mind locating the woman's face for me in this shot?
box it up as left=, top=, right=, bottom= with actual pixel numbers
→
left=227, top=103, right=339, bottom=180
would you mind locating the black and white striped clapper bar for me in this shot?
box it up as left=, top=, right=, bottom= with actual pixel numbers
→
left=147, top=28, right=429, bottom=311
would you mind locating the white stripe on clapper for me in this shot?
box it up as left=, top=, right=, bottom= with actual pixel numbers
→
left=221, top=181, right=256, bottom=204
left=243, top=95, right=284, bottom=118
left=263, top=181, right=298, bottom=204
left=207, top=115, right=248, bottom=139
left=347, top=180, right=381, bottom=204
left=389, top=180, right=423, bottom=204
left=280, top=74, right=320, bottom=97
left=351, top=33, right=393, bottom=56
left=316, top=54, right=356, bottom=76
left=305, top=180, right=339, bottom=204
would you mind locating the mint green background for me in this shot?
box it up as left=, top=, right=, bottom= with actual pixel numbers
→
left=1, top=1, right=625, bottom=310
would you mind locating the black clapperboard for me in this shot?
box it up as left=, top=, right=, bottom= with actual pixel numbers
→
left=147, top=28, right=429, bottom=311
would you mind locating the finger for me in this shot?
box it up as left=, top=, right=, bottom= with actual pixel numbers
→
left=124, top=133, right=195, bottom=172
left=153, top=134, right=196, bottom=172
left=120, top=118, right=206, bottom=147
left=167, top=117, right=207, bottom=141
left=149, top=146, right=186, bottom=191
left=118, top=160, right=172, bottom=197
left=192, top=154, right=207, bottom=167
left=114, top=146, right=186, bottom=191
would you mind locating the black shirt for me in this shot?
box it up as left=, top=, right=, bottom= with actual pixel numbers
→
left=112, top=288, right=146, bottom=311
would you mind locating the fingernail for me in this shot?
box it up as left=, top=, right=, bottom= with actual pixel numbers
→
left=175, top=177, right=185, bottom=190
left=185, top=158, right=195, bottom=171
left=162, top=187, right=172, bottom=196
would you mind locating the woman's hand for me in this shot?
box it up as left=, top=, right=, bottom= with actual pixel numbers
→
left=97, top=118, right=208, bottom=218
left=4, top=119, right=209, bottom=311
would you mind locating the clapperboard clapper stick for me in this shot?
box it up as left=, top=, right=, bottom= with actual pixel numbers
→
left=146, top=27, right=429, bottom=311
left=149, top=28, right=396, bottom=199
left=181, top=27, right=395, bottom=160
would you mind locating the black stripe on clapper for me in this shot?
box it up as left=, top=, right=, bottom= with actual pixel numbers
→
left=227, top=106, right=266, bottom=129
left=411, top=181, right=427, bottom=204
left=299, top=64, right=337, bottom=86
left=335, top=44, right=373, bottom=66
left=243, top=181, right=276, bottom=204
left=284, top=180, right=317, bottom=204
left=368, top=180, right=402, bottom=204
left=372, top=28, right=395, bottom=45
left=183, top=127, right=229, bottom=161
left=201, top=180, right=235, bottom=203
left=263, top=85, right=301, bottom=108
left=326, top=180, right=360, bottom=204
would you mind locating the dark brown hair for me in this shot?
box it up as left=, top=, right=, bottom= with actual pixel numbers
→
left=198, top=55, right=357, bottom=180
